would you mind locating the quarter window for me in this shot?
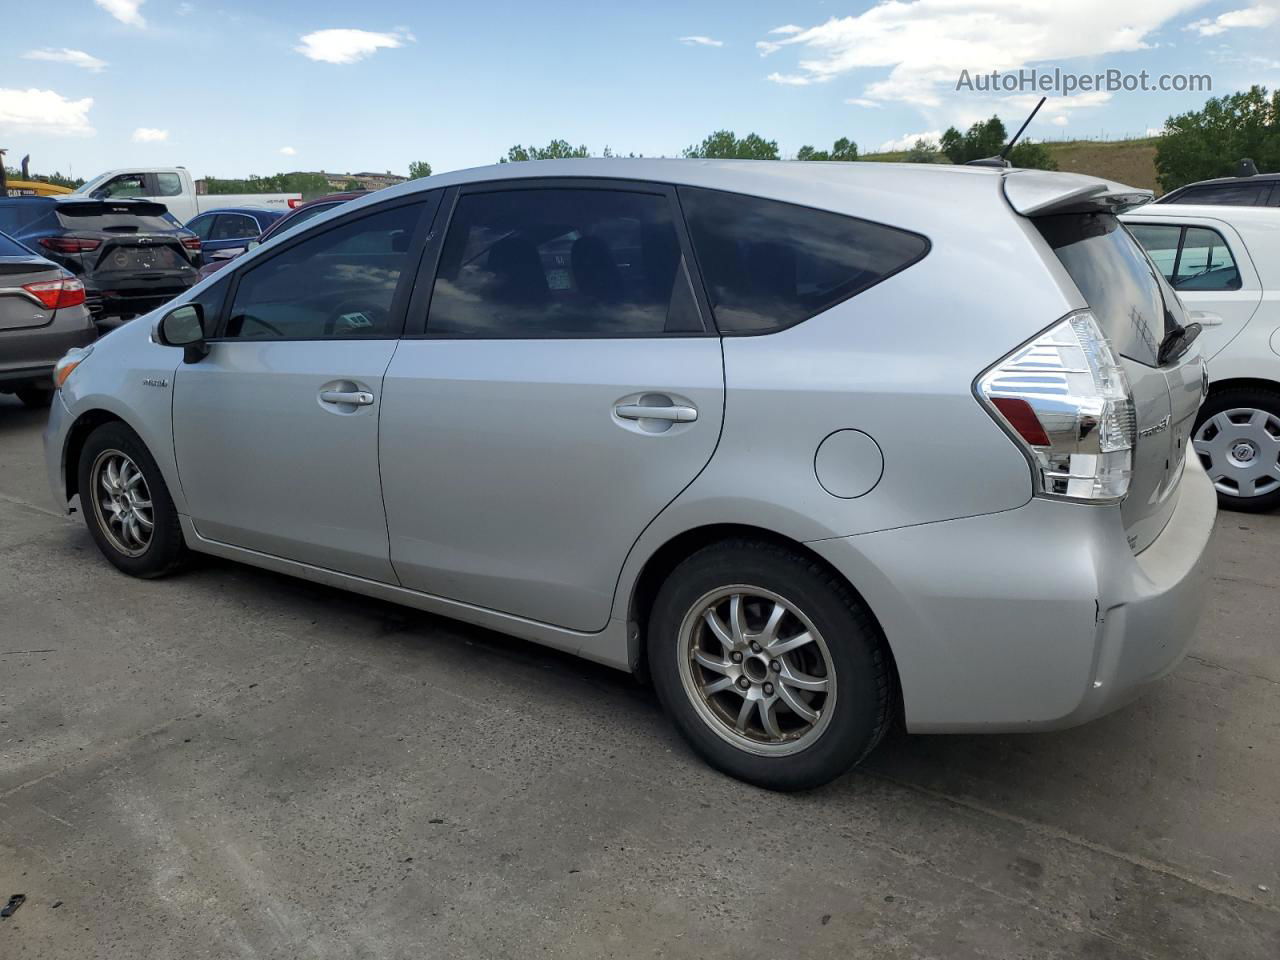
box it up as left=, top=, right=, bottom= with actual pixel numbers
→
left=678, top=186, right=929, bottom=333
left=426, top=188, right=702, bottom=337
left=221, top=203, right=422, bottom=340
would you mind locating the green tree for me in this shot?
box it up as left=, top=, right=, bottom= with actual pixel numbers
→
left=939, top=115, right=1056, bottom=170
left=2, top=167, right=84, bottom=188
left=1155, top=86, right=1280, bottom=192
left=904, top=139, right=943, bottom=163
left=408, top=160, right=432, bottom=179
left=683, top=130, right=779, bottom=160
left=500, top=139, right=591, bottom=162
left=203, top=172, right=332, bottom=196
left=796, top=137, right=859, bottom=162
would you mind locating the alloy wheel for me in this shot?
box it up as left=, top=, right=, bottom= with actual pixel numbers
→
left=90, top=449, right=154, bottom=558
left=1194, top=407, right=1280, bottom=499
left=677, top=585, right=836, bottom=757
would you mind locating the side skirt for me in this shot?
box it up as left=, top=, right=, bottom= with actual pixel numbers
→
left=179, top=516, right=634, bottom=670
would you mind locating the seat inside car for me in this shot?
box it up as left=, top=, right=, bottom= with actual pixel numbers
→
left=488, top=236, right=549, bottom=305
left=571, top=235, right=624, bottom=303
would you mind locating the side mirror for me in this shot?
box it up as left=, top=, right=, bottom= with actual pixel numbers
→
left=246, top=239, right=261, bottom=251
left=158, top=303, right=209, bottom=363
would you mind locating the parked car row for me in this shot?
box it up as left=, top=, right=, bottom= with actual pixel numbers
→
left=44, top=159, right=1218, bottom=790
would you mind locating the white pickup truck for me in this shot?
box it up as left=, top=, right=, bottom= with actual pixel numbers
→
left=71, top=167, right=301, bottom=224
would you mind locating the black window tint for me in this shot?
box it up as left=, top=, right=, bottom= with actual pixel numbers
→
left=211, top=213, right=260, bottom=241
left=223, top=203, right=421, bottom=340
left=55, top=201, right=175, bottom=231
left=678, top=186, right=928, bottom=333
left=1172, top=226, right=1241, bottom=291
left=188, top=275, right=230, bottom=327
left=187, top=215, right=214, bottom=240
left=1170, top=183, right=1265, bottom=205
left=1035, top=213, right=1186, bottom=367
left=427, top=188, right=700, bottom=337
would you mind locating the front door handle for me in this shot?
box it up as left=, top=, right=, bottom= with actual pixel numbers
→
left=320, top=389, right=374, bottom=406
left=615, top=403, right=698, bottom=423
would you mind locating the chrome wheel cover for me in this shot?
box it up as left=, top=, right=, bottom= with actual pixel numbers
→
left=1194, top=408, right=1280, bottom=499
left=677, top=585, right=836, bottom=757
left=90, top=449, right=154, bottom=558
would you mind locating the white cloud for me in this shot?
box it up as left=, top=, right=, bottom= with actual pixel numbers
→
left=1186, top=4, right=1278, bottom=35
left=1051, top=115, right=1069, bottom=126
left=95, top=0, right=145, bottom=27
left=295, top=28, right=412, bottom=64
left=279, top=146, right=297, bottom=156
left=1146, top=126, right=1166, bottom=136
left=1005, top=91, right=1112, bottom=111
left=845, top=98, right=883, bottom=108
left=679, top=36, right=724, bottom=47
left=0, top=88, right=94, bottom=136
left=771, top=25, right=805, bottom=35
left=758, top=2, right=1205, bottom=106
left=878, top=130, right=943, bottom=152
left=768, top=72, right=834, bottom=86
left=132, top=127, right=168, bottom=142
left=21, top=48, right=108, bottom=72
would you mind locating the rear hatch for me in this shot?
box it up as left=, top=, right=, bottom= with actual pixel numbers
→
left=1010, top=174, right=1205, bottom=552
left=53, top=200, right=197, bottom=285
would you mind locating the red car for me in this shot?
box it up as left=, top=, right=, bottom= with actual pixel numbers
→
left=197, top=191, right=367, bottom=280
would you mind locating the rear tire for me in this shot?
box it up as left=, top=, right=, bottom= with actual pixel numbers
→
left=1193, top=387, right=1280, bottom=513
left=16, top=386, right=53, bottom=408
left=648, top=539, right=892, bottom=791
left=77, top=422, right=187, bottom=578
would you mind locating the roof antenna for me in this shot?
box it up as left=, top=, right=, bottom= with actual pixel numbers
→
left=967, top=96, right=1047, bottom=168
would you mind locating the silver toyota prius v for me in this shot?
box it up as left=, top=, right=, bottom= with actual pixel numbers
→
left=44, top=160, right=1217, bottom=790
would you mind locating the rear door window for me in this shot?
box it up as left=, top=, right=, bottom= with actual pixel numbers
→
left=678, top=186, right=928, bottom=333
left=426, top=187, right=702, bottom=337
left=1035, top=213, right=1186, bottom=367
left=211, top=214, right=261, bottom=241
left=1173, top=227, right=1241, bottom=291
left=1169, top=183, right=1266, bottom=205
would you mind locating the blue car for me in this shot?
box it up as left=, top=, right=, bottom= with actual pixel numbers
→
left=184, top=207, right=285, bottom=266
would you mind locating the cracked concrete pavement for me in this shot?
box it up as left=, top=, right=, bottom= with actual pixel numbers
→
left=1, top=394, right=1277, bottom=958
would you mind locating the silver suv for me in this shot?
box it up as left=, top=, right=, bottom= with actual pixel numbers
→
left=44, top=160, right=1216, bottom=790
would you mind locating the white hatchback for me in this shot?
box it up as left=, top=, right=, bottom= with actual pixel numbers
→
left=1124, top=204, right=1280, bottom=511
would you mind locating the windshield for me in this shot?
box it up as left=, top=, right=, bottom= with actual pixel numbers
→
left=1035, top=212, right=1186, bottom=367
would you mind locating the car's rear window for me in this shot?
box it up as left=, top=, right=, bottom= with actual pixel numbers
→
left=1034, top=212, right=1185, bottom=367
left=678, top=187, right=929, bottom=333
left=0, top=199, right=55, bottom=234
left=0, top=232, right=33, bottom=257
left=54, top=201, right=175, bottom=231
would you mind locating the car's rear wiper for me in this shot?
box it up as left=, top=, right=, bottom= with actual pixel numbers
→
left=1157, top=320, right=1202, bottom=365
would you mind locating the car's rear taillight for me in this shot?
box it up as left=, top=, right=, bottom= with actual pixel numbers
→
left=38, top=236, right=101, bottom=254
left=22, top=276, right=87, bottom=310
left=181, top=236, right=202, bottom=252
left=978, top=310, right=1136, bottom=502
left=288, top=198, right=304, bottom=208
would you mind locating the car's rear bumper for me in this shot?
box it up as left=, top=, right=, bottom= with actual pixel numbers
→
left=84, top=275, right=195, bottom=319
left=809, top=449, right=1217, bottom=733
left=0, top=306, right=96, bottom=388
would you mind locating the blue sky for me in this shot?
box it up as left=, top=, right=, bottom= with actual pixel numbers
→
left=2, top=0, right=1278, bottom=180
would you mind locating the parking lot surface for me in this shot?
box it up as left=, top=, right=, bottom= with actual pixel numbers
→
left=1, top=393, right=1278, bottom=959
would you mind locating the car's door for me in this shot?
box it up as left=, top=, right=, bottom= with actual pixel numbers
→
left=172, top=194, right=437, bottom=581
left=379, top=180, right=724, bottom=632
left=1125, top=218, right=1262, bottom=359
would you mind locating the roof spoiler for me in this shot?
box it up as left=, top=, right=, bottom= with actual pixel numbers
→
left=1003, top=170, right=1153, bottom=217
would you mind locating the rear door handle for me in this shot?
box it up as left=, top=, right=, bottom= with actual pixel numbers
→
left=320, top=389, right=374, bottom=406
left=615, top=403, right=698, bottom=423
left=1189, top=310, right=1223, bottom=327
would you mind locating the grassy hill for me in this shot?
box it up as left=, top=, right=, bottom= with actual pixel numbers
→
left=862, top=136, right=1162, bottom=192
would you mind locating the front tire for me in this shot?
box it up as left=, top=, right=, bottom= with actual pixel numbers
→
left=649, top=539, right=892, bottom=791
left=1193, top=387, right=1280, bottom=513
left=78, top=422, right=186, bottom=578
